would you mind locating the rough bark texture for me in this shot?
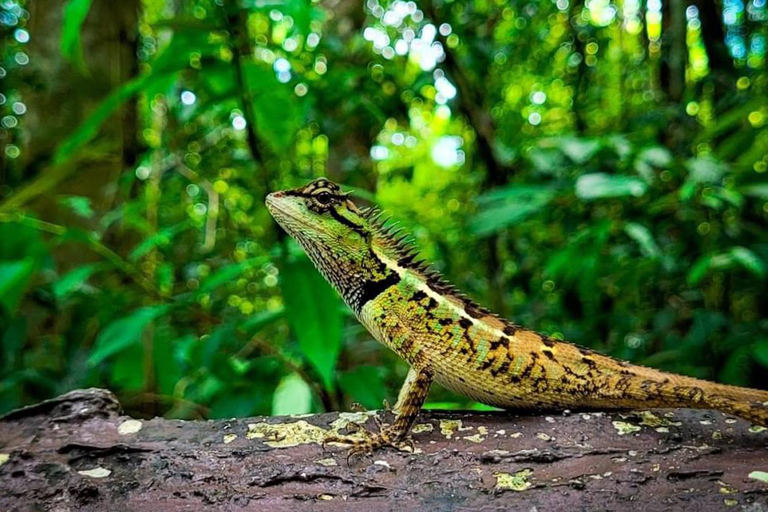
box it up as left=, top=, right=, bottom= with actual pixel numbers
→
left=1, top=389, right=767, bottom=511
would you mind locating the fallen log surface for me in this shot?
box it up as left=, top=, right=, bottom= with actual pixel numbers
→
left=0, top=388, right=767, bottom=511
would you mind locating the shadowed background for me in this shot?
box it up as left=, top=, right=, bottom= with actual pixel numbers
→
left=0, top=0, right=767, bottom=420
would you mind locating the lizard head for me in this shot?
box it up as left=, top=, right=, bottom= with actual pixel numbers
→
left=267, top=178, right=425, bottom=312
left=266, top=177, right=375, bottom=270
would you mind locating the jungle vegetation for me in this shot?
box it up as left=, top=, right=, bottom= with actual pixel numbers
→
left=1, top=0, right=767, bottom=418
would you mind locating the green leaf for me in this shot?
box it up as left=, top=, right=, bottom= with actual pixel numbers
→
left=338, top=366, right=387, bottom=410
left=685, top=157, right=727, bottom=184
left=742, top=184, right=768, bottom=201
left=281, top=255, right=343, bottom=390
left=61, top=0, right=94, bottom=71
left=729, top=246, right=766, bottom=278
left=58, top=195, right=94, bottom=219
left=243, top=63, right=302, bottom=153
left=471, top=185, right=557, bottom=236
left=154, top=333, right=182, bottom=395
left=0, top=259, right=36, bottom=314
left=624, top=223, right=660, bottom=259
left=638, top=146, right=672, bottom=168
left=575, top=173, right=647, bottom=199
left=753, top=341, right=768, bottom=369
left=53, top=263, right=99, bottom=300
left=556, top=137, right=601, bottom=164
left=687, top=255, right=713, bottom=285
left=88, top=305, right=169, bottom=366
left=687, top=247, right=766, bottom=285
left=749, top=471, right=768, bottom=484
left=271, top=373, right=314, bottom=415
left=110, top=344, right=144, bottom=390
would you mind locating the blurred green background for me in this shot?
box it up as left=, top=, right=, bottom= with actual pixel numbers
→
left=1, top=0, right=767, bottom=419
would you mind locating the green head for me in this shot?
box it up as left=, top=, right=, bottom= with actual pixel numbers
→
left=266, top=178, right=400, bottom=313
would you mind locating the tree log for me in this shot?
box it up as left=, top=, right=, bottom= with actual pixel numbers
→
left=1, top=389, right=767, bottom=511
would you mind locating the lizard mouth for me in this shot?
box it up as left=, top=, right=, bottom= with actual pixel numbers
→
left=266, top=194, right=320, bottom=235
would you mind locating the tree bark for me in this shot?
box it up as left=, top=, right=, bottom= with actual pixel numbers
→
left=1, top=388, right=767, bottom=510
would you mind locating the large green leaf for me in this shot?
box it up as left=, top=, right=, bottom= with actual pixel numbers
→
left=0, top=259, right=36, bottom=314
left=271, top=373, right=313, bottom=415
left=88, top=305, right=169, bottom=366
left=243, top=63, right=302, bottom=153
left=60, top=0, right=94, bottom=71
left=575, top=173, right=647, bottom=199
left=280, top=255, right=343, bottom=390
left=471, top=184, right=557, bottom=236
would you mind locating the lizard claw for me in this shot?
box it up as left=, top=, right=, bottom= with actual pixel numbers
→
left=322, top=424, right=413, bottom=463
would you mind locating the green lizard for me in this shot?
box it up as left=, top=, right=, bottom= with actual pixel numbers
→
left=266, top=178, right=768, bottom=456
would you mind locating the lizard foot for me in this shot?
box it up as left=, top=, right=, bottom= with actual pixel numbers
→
left=323, top=424, right=413, bottom=462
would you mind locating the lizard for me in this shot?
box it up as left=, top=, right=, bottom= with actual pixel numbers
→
left=266, top=177, right=768, bottom=456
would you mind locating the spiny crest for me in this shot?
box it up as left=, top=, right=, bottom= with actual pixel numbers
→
left=360, top=205, right=507, bottom=324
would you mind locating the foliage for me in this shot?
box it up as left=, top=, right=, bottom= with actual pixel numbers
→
left=0, top=0, right=767, bottom=418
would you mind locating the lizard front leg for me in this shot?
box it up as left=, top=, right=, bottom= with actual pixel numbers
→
left=324, top=366, right=433, bottom=458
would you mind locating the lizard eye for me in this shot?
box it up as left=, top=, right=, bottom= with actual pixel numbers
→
left=315, top=191, right=333, bottom=205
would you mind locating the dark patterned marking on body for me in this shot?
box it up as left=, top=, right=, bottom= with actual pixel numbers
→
left=488, top=336, right=508, bottom=352
left=518, top=352, right=540, bottom=382
left=491, top=360, right=511, bottom=378
left=357, top=272, right=401, bottom=314
left=541, top=335, right=556, bottom=348
left=478, top=354, right=497, bottom=372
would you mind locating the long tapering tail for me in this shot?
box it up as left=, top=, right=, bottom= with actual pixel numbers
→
left=702, top=387, right=768, bottom=427
left=593, top=368, right=768, bottom=427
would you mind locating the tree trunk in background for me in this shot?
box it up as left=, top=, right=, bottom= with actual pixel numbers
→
left=660, top=0, right=688, bottom=152
left=9, top=0, right=141, bottom=392
left=19, top=0, right=139, bottom=213
left=692, top=0, right=736, bottom=109
left=1, top=389, right=767, bottom=510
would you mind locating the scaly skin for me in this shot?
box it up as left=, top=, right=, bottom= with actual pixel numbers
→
left=266, top=178, right=768, bottom=455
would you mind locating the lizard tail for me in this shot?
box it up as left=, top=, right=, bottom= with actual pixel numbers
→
left=598, top=370, right=768, bottom=427
left=650, top=378, right=767, bottom=427
left=703, top=390, right=768, bottom=427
